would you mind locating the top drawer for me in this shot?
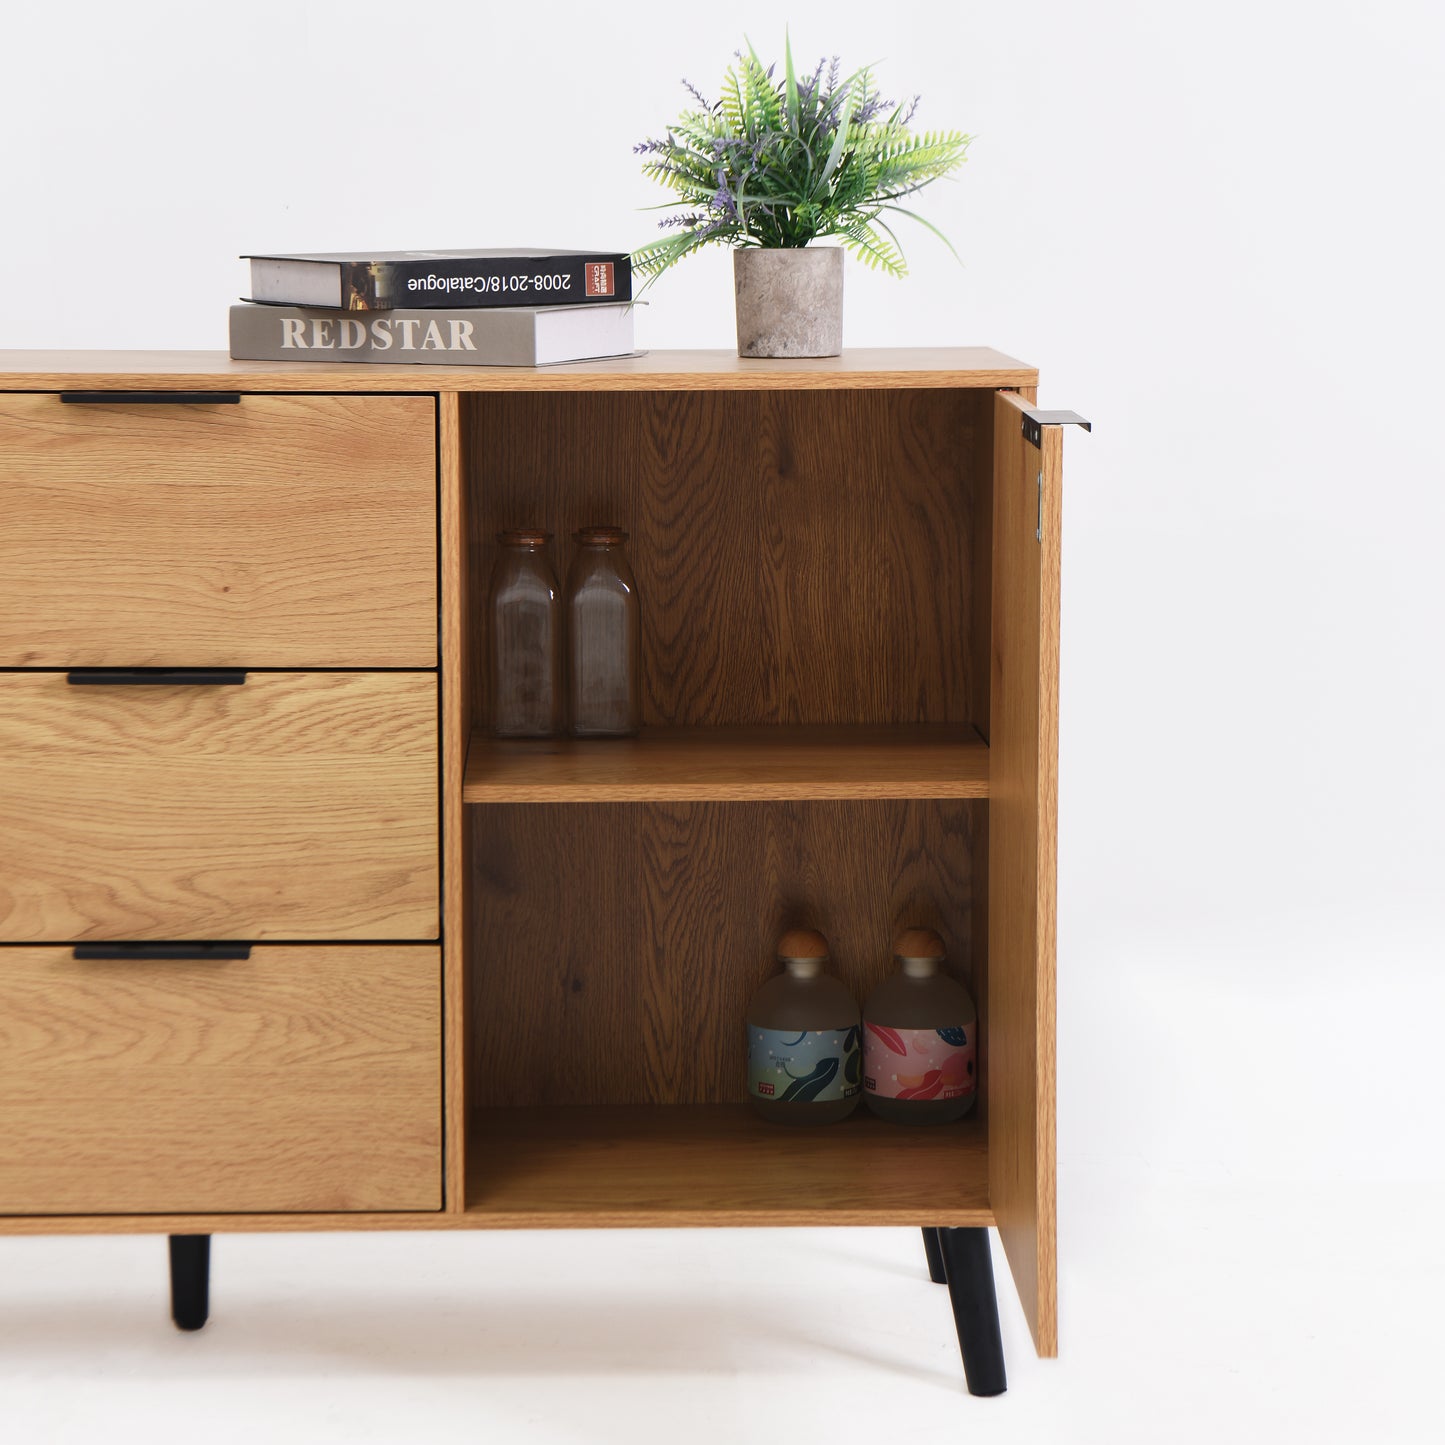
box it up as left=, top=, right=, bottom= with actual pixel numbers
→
left=0, top=392, right=437, bottom=668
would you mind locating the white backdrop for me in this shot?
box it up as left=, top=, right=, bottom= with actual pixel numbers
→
left=3, top=2, right=1443, bottom=1440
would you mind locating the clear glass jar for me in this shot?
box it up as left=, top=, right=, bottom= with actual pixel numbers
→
left=564, top=526, right=641, bottom=737
left=745, top=929, right=861, bottom=1125
left=487, top=529, right=562, bottom=737
left=863, top=928, right=977, bottom=1124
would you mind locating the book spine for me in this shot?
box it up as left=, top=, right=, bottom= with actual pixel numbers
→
left=228, top=305, right=538, bottom=365
left=340, top=255, right=632, bottom=310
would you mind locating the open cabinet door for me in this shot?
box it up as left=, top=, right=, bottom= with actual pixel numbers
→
left=988, top=389, right=1061, bottom=1356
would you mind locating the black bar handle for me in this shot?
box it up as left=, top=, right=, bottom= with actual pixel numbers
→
left=60, top=392, right=241, bottom=405
left=73, top=943, right=252, bottom=961
left=67, top=669, right=247, bottom=687
left=1021, top=408, right=1092, bottom=448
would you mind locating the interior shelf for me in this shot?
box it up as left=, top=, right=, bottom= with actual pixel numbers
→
left=464, top=1106, right=992, bottom=1227
left=463, top=724, right=989, bottom=803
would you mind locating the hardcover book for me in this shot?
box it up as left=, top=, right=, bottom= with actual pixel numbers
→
left=228, top=302, right=638, bottom=367
left=243, top=249, right=632, bottom=311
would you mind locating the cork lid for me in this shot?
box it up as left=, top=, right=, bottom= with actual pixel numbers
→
left=776, top=928, right=830, bottom=963
left=498, top=528, right=551, bottom=547
left=574, top=526, right=628, bottom=546
left=893, top=927, right=946, bottom=962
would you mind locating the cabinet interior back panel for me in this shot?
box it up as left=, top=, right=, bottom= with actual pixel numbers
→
left=469, top=799, right=983, bottom=1108
left=465, top=389, right=991, bottom=732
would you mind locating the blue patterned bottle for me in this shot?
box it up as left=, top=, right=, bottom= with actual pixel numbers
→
left=746, top=929, right=861, bottom=1125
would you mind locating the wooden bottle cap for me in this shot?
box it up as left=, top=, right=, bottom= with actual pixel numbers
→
left=893, top=927, right=946, bottom=962
left=498, top=528, right=551, bottom=547
left=574, top=526, right=628, bottom=546
left=776, top=928, right=830, bottom=962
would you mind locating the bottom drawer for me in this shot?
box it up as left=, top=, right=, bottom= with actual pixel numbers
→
left=0, top=945, right=440, bottom=1214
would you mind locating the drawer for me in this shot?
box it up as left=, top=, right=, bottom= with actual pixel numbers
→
left=0, top=392, right=436, bottom=668
left=0, top=945, right=441, bottom=1213
left=0, top=671, right=438, bottom=941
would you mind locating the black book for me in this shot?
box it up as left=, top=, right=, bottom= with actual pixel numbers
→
left=243, top=248, right=632, bottom=311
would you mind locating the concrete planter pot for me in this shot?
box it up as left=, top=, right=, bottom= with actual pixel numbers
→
left=733, top=246, right=844, bottom=358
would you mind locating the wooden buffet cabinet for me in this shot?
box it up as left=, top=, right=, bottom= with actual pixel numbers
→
left=0, top=348, right=1076, bottom=1395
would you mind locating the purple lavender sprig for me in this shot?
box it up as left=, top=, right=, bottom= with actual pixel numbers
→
left=632, top=35, right=971, bottom=282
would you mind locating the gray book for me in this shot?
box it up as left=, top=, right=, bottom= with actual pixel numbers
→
left=228, top=301, right=637, bottom=367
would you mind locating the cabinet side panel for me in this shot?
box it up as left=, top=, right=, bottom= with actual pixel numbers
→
left=967, top=395, right=996, bottom=1122
left=987, top=389, right=1059, bottom=1356
left=969, top=386, right=996, bottom=740
left=440, top=390, right=472, bottom=1211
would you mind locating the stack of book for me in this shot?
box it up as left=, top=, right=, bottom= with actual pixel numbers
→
left=229, top=249, right=637, bottom=367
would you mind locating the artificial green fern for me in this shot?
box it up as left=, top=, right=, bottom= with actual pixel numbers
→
left=633, top=37, right=971, bottom=282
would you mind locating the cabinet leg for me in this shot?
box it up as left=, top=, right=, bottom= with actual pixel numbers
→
left=938, top=1228, right=1006, bottom=1396
left=168, top=1234, right=211, bottom=1332
left=921, top=1227, right=948, bottom=1284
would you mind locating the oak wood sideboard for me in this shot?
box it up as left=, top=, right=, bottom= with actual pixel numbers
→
left=0, top=348, right=1072, bottom=1395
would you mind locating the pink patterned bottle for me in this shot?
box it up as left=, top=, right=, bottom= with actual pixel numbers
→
left=863, top=928, right=977, bottom=1124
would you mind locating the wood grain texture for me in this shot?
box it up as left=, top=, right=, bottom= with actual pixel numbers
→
left=969, top=383, right=997, bottom=740
left=464, top=724, right=989, bottom=802
left=0, top=946, right=441, bottom=1213
left=467, top=389, right=990, bottom=728
left=0, top=393, right=436, bottom=667
left=987, top=389, right=1060, bottom=1356
left=0, top=671, right=439, bottom=941
left=439, top=390, right=471, bottom=1211
left=465, top=1107, right=992, bottom=1227
left=0, top=1107, right=985, bottom=1231
left=0, top=348, right=1037, bottom=392
left=0, top=359, right=1063, bottom=1365
left=0, top=1211, right=493, bottom=1235
left=469, top=799, right=979, bottom=1107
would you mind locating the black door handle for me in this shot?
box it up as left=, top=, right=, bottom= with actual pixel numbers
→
left=72, top=944, right=252, bottom=961
left=66, top=669, right=248, bottom=686
left=60, top=392, right=241, bottom=405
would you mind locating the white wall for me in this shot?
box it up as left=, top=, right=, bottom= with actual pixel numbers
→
left=3, top=2, right=1443, bottom=1439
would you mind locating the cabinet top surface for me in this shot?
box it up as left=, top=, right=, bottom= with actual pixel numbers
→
left=0, top=347, right=1035, bottom=392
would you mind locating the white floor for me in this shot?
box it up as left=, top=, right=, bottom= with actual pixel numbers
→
left=5, top=941, right=1443, bottom=1442
left=3, top=1156, right=1439, bottom=1442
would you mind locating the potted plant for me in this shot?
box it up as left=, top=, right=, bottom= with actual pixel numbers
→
left=633, top=38, right=971, bottom=358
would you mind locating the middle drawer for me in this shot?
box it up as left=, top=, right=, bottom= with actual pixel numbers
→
left=0, top=671, right=439, bottom=942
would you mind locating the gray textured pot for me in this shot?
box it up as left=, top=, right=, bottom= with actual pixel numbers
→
left=733, top=246, right=844, bottom=358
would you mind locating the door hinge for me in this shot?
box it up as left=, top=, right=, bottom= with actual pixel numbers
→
left=1021, top=408, right=1092, bottom=448
left=1036, top=471, right=1044, bottom=541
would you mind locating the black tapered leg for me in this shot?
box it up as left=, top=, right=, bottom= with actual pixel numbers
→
left=922, top=1227, right=948, bottom=1284
left=938, top=1227, right=1006, bottom=1396
left=168, top=1234, right=211, bottom=1332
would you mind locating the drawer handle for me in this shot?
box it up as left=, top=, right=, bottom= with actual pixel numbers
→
left=72, top=944, right=252, bottom=961
left=59, top=392, right=242, bottom=405
left=67, top=669, right=248, bottom=687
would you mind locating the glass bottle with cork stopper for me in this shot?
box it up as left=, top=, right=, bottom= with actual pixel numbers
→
left=863, top=927, right=977, bottom=1123
left=564, top=526, right=641, bottom=737
left=745, top=928, right=861, bottom=1124
left=486, top=528, right=562, bottom=737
